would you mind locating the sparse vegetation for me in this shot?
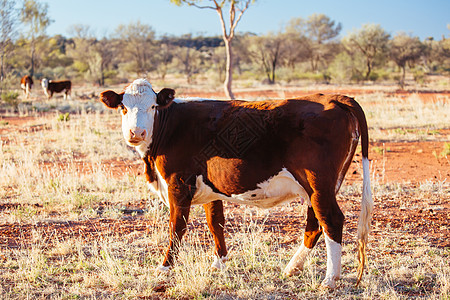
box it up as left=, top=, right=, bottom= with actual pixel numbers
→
left=441, top=142, right=450, bottom=158
left=1, top=1, right=448, bottom=297
left=1, top=91, right=19, bottom=109
left=57, top=112, right=70, bottom=122
left=0, top=84, right=449, bottom=299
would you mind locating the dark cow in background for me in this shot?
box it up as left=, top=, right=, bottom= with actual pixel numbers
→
left=41, top=78, right=71, bottom=99
left=20, top=75, right=33, bottom=99
left=99, top=79, right=373, bottom=289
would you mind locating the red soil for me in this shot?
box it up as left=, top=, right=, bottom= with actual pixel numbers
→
left=0, top=88, right=448, bottom=254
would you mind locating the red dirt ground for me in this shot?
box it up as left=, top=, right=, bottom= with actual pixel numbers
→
left=0, top=88, right=449, bottom=254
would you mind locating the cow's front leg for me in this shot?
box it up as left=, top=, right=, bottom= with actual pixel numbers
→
left=203, top=200, right=228, bottom=270
left=158, top=182, right=192, bottom=272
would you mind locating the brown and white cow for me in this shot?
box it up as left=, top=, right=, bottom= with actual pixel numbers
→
left=99, top=79, right=373, bottom=289
left=41, top=78, right=71, bottom=99
left=20, top=75, right=33, bottom=99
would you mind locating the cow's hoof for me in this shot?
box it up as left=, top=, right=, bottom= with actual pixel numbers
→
left=283, top=266, right=302, bottom=277
left=155, top=265, right=171, bottom=275
left=320, top=276, right=337, bottom=289
left=211, top=256, right=228, bottom=270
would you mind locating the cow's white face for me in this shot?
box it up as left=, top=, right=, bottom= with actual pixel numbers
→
left=99, top=78, right=175, bottom=157
left=41, top=78, right=49, bottom=89
left=41, top=78, right=50, bottom=98
left=120, top=79, right=157, bottom=151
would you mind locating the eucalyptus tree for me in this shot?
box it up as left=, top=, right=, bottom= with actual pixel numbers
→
left=176, top=46, right=202, bottom=83
left=156, top=37, right=175, bottom=81
left=20, top=0, right=52, bottom=76
left=170, top=0, right=254, bottom=99
left=342, top=24, right=390, bottom=80
left=114, top=21, right=156, bottom=77
left=248, top=33, right=286, bottom=84
left=0, top=0, right=17, bottom=93
left=286, top=14, right=341, bottom=72
left=389, top=33, right=424, bottom=88
left=66, top=24, right=113, bottom=85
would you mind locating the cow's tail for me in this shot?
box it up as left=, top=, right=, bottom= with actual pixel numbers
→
left=356, top=154, right=372, bottom=286
left=334, top=96, right=373, bottom=286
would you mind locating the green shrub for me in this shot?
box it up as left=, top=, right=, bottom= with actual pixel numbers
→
left=441, top=142, right=450, bottom=157
left=1, top=91, right=20, bottom=108
left=413, top=69, right=426, bottom=85
left=57, top=112, right=70, bottom=122
left=329, top=52, right=354, bottom=83
left=368, top=71, right=379, bottom=82
left=376, top=69, right=391, bottom=81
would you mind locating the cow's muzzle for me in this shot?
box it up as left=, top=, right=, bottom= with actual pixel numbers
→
left=127, top=128, right=147, bottom=145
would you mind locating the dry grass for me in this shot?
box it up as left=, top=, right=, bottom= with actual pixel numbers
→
left=0, top=86, right=449, bottom=299
left=357, top=93, right=450, bottom=142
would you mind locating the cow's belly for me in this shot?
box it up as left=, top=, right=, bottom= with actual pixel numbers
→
left=192, top=168, right=310, bottom=208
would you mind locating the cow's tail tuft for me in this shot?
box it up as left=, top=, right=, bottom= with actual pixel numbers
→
left=356, top=156, right=373, bottom=286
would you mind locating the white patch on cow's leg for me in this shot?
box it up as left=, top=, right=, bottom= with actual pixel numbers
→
left=155, top=265, right=171, bottom=275
left=145, top=163, right=169, bottom=207
left=283, top=242, right=312, bottom=276
left=321, top=232, right=342, bottom=289
left=211, top=255, right=228, bottom=270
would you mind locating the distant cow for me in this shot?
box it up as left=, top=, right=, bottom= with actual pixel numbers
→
left=41, top=78, right=71, bottom=99
left=20, top=75, right=33, bottom=99
left=99, top=79, right=373, bottom=289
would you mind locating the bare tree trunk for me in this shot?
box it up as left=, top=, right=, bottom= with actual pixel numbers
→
left=1, top=50, right=4, bottom=80
left=30, top=40, right=35, bottom=77
left=365, top=59, right=372, bottom=80
left=400, top=65, right=406, bottom=89
left=0, top=51, right=4, bottom=95
left=271, top=60, right=276, bottom=84
left=180, top=0, right=252, bottom=99
left=223, top=38, right=235, bottom=99
left=100, top=62, right=105, bottom=86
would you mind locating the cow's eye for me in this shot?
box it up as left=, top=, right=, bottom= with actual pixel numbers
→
left=120, top=105, right=127, bottom=115
left=151, top=105, right=156, bottom=110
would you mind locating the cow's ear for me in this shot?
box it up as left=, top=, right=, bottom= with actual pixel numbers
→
left=157, top=88, right=175, bottom=107
left=99, top=90, right=124, bottom=108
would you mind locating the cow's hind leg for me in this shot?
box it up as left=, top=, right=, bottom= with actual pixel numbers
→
left=203, top=200, right=228, bottom=270
left=284, top=207, right=322, bottom=276
left=311, top=189, right=344, bottom=289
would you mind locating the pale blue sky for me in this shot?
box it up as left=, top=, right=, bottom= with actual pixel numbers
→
left=40, top=0, right=449, bottom=40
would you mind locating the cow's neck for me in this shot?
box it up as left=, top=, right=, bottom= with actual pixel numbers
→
left=147, top=104, right=173, bottom=159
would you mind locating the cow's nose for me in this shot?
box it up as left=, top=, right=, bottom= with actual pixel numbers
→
left=129, top=128, right=146, bottom=141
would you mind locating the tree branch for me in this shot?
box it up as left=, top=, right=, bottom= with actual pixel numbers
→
left=188, top=3, right=216, bottom=9
left=229, top=0, right=251, bottom=39
left=213, top=1, right=229, bottom=40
